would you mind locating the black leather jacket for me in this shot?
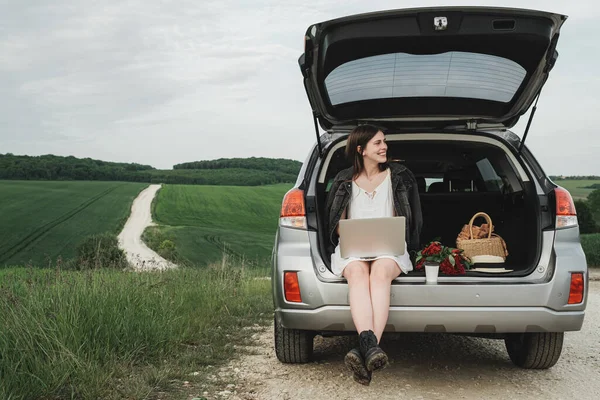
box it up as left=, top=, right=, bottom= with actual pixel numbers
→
left=325, top=162, right=423, bottom=256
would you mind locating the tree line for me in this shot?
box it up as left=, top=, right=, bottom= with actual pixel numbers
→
left=583, top=183, right=600, bottom=189
left=0, top=153, right=300, bottom=186
left=0, top=154, right=154, bottom=181
left=173, top=157, right=302, bottom=175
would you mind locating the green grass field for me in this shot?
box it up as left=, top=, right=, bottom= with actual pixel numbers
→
left=147, top=183, right=292, bottom=266
left=554, top=179, right=600, bottom=200
left=0, top=180, right=146, bottom=267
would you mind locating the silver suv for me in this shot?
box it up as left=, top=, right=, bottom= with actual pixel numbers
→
left=272, top=6, right=588, bottom=369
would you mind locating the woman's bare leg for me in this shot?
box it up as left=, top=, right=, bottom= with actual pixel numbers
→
left=369, top=259, right=401, bottom=342
left=342, top=261, right=372, bottom=333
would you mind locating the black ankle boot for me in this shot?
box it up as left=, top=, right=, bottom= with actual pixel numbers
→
left=344, top=347, right=371, bottom=385
left=359, top=330, right=389, bottom=372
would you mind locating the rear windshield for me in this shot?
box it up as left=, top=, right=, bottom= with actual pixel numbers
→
left=324, top=51, right=526, bottom=106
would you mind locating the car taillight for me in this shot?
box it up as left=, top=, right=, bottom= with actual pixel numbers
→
left=280, top=188, right=307, bottom=229
left=568, top=272, right=584, bottom=304
left=284, top=271, right=302, bottom=303
left=554, top=187, right=578, bottom=229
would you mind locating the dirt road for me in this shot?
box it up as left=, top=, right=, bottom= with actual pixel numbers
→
left=117, top=184, right=176, bottom=270
left=209, top=281, right=600, bottom=400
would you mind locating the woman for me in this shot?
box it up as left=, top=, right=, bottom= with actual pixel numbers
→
left=325, top=124, right=422, bottom=385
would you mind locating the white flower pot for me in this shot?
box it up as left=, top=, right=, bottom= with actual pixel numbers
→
left=425, top=262, right=439, bottom=284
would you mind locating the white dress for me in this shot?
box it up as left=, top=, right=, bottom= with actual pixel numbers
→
left=330, top=168, right=414, bottom=277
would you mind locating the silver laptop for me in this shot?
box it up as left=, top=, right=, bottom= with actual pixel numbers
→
left=338, top=216, right=406, bottom=258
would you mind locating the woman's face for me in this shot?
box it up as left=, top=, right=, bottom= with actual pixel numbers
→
left=360, top=130, right=387, bottom=164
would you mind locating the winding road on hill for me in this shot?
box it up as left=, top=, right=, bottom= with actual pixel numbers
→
left=117, top=184, right=176, bottom=270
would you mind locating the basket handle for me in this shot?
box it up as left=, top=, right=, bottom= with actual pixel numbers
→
left=468, top=212, right=493, bottom=239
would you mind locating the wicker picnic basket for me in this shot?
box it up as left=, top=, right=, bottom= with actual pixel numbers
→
left=456, top=212, right=509, bottom=261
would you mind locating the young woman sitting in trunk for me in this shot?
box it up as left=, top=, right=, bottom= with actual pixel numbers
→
left=325, top=124, right=423, bottom=385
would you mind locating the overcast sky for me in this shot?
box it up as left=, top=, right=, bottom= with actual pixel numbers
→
left=1, top=0, right=598, bottom=174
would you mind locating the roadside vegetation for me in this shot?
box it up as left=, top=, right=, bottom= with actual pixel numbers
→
left=0, top=261, right=271, bottom=399
left=571, top=186, right=600, bottom=267
left=0, top=181, right=145, bottom=267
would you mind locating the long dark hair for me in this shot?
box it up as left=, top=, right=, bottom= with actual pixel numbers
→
left=345, top=124, right=389, bottom=178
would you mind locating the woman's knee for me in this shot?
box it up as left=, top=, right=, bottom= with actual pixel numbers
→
left=343, top=261, right=370, bottom=281
left=370, top=259, right=400, bottom=282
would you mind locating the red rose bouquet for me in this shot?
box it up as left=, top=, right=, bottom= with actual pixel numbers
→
left=415, top=240, right=472, bottom=275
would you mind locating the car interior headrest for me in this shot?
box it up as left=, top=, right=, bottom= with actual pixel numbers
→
left=443, top=170, right=476, bottom=192
left=427, top=181, right=447, bottom=193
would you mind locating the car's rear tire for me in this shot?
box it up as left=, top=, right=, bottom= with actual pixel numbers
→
left=274, top=316, right=314, bottom=363
left=504, top=332, right=564, bottom=369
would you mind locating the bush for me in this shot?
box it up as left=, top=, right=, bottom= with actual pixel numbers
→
left=142, top=226, right=185, bottom=265
left=588, top=189, right=600, bottom=215
left=72, top=233, right=128, bottom=270
left=581, top=234, right=600, bottom=267
left=575, top=200, right=600, bottom=234
left=158, top=239, right=177, bottom=259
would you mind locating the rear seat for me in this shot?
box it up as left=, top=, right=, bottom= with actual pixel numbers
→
left=418, top=171, right=504, bottom=246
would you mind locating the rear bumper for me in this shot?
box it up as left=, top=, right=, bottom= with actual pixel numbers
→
left=276, top=306, right=585, bottom=333
left=273, top=227, right=588, bottom=335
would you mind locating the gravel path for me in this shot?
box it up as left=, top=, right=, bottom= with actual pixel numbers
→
left=209, top=281, right=600, bottom=400
left=117, top=184, right=176, bottom=271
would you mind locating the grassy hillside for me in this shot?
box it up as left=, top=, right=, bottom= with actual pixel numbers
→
left=0, top=180, right=146, bottom=267
left=145, top=183, right=292, bottom=266
left=554, top=179, right=600, bottom=200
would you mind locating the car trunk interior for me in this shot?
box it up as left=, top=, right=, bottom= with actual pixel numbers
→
left=313, top=134, right=541, bottom=277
